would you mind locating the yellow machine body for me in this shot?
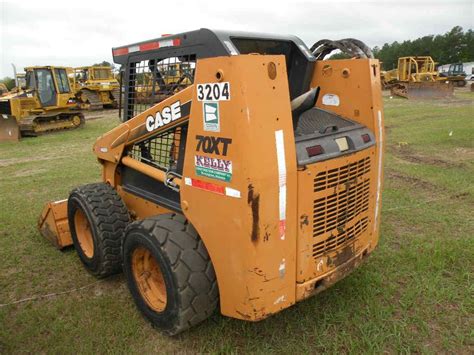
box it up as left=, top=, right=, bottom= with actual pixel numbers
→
left=72, top=66, right=120, bottom=110
left=0, top=66, right=84, bottom=141
left=383, top=56, right=453, bottom=99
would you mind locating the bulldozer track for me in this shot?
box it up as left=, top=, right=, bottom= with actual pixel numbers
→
left=111, top=88, right=121, bottom=108
left=82, top=89, right=103, bottom=110
left=20, top=112, right=85, bottom=136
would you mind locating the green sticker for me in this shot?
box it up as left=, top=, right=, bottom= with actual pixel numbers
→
left=203, top=101, right=220, bottom=132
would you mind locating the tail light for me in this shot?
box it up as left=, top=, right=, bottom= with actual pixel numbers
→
left=306, top=145, right=324, bottom=157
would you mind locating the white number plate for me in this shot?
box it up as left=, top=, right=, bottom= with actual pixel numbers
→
left=197, top=82, right=230, bottom=101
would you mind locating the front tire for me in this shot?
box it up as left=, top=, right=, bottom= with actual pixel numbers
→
left=68, top=183, right=130, bottom=278
left=123, top=214, right=219, bottom=335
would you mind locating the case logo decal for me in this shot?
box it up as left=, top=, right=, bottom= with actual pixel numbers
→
left=145, top=100, right=181, bottom=132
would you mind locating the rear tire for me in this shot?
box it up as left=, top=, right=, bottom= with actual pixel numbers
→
left=123, top=214, right=219, bottom=335
left=68, top=183, right=130, bottom=278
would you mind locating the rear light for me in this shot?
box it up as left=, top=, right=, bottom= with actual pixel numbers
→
left=306, top=145, right=324, bottom=157
left=361, top=134, right=371, bottom=143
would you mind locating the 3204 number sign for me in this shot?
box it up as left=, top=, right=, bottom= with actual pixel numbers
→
left=197, top=82, right=230, bottom=101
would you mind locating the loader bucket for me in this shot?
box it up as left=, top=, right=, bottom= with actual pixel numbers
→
left=391, top=82, right=454, bottom=99
left=0, top=114, right=20, bottom=142
left=38, top=199, right=73, bottom=249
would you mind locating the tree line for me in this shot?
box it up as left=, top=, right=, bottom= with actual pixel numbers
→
left=374, top=26, right=473, bottom=70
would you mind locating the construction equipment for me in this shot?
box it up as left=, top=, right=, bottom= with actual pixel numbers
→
left=0, top=66, right=84, bottom=142
left=438, top=63, right=467, bottom=87
left=14, top=73, right=26, bottom=92
left=382, top=56, right=453, bottom=99
left=38, top=29, right=384, bottom=335
left=72, top=66, right=120, bottom=110
left=0, top=83, right=8, bottom=96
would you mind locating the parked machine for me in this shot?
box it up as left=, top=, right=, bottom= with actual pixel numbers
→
left=72, top=66, right=120, bottom=110
left=0, top=83, right=8, bottom=96
left=381, top=56, right=453, bottom=98
left=438, top=63, right=467, bottom=87
left=38, top=29, right=384, bottom=335
left=0, top=66, right=84, bottom=141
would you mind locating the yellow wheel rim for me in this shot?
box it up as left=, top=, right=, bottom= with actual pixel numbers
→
left=132, top=246, right=167, bottom=312
left=74, top=209, right=94, bottom=258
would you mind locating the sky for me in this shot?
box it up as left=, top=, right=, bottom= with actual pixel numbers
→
left=0, top=0, right=472, bottom=77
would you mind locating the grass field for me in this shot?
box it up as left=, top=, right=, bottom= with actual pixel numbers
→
left=1, top=90, right=473, bottom=353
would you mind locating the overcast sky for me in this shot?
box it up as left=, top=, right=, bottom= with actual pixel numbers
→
left=0, top=0, right=472, bottom=77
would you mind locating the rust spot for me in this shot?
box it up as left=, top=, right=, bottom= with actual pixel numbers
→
left=327, top=244, right=355, bottom=268
left=235, top=310, right=251, bottom=320
left=300, top=214, right=309, bottom=229
left=247, top=184, right=260, bottom=242
left=263, top=224, right=270, bottom=242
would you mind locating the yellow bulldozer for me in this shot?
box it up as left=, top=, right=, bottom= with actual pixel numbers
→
left=381, top=56, right=453, bottom=99
left=0, top=83, right=9, bottom=96
left=72, top=66, right=120, bottom=110
left=38, top=29, right=384, bottom=335
left=0, top=66, right=85, bottom=142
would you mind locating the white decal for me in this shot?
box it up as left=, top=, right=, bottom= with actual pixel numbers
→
left=197, top=82, right=230, bottom=101
left=159, top=39, right=174, bottom=48
left=203, top=101, right=220, bottom=132
left=275, top=130, right=287, bottom=240
left=225, top=187, right=241, bottom=198
left=317, top=259, right=324, bottom=271
left=145, top=101, right=181, bottom=132
left=274, top=295, right=286, bottom=305
left=374, top=110, right=383, bottom=233
left=128, top=45, right=139, bottom=53
left=279, top=259, right=286, bottom=279
left=322, top=94, right=340, bottom=106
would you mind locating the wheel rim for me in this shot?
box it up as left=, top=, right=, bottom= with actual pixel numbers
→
left=72, top=115, right=81, bottom=127
left=74, top=209, right=94, bottom=258
left=132, top=246, right=167, bottom=312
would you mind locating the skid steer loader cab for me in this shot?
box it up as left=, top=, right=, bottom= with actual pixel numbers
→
left=38, top=28, right=384, bottom=335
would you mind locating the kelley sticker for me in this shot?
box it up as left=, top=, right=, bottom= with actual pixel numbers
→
left=195, top=155, right=232, bottom=182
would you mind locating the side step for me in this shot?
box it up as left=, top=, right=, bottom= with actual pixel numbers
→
left=38, top=199, right=73, bottom=249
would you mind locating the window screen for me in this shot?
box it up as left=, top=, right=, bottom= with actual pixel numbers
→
left=125, top=55, right=195, bottom=120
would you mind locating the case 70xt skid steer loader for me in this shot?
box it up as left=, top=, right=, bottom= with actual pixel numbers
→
left=38, top=29, right=384, bottom=335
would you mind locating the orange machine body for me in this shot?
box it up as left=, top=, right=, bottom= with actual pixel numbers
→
left=40, top=54, right=383, bottom=321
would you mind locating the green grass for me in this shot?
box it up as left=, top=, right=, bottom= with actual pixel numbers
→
left=1, top=92, right=473, bottom=353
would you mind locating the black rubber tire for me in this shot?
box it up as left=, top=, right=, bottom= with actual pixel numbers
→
left=68, top=183, right=130, bottom=278
left=123, top=213, right=219, bottom=335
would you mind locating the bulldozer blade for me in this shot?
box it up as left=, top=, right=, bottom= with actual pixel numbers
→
left=0, top=114, right=20, bottom=142
left=38, top=199, right=73, bottom=249
left=391, top=82, right=454, bottom=99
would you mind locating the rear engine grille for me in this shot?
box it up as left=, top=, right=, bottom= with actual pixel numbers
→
left=313, top=217, right=369, bottom=258
left=20, top=99, right=37, bottom=111
left=314, top=157, right=370, bottom=192
left=313, top=178, right=370, bottom=237
left=312, top=156, right=372, bottom=260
